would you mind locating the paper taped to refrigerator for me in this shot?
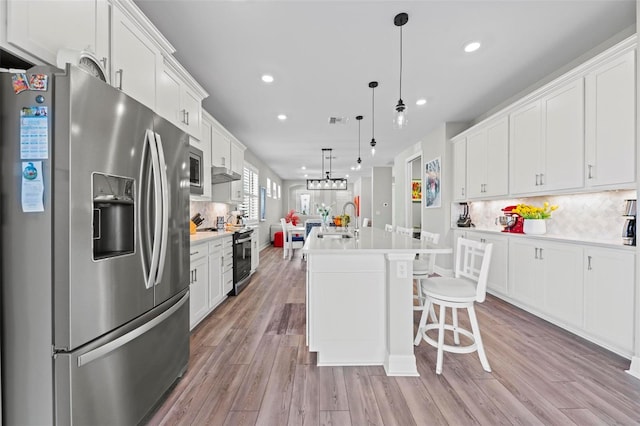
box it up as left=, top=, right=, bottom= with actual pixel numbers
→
left=21, top=161, right=44, bottom=212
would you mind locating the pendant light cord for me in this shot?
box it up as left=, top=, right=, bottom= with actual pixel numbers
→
left=399, top=25, right=403, bottom=100
left=371, top=87, right=375, bottom=137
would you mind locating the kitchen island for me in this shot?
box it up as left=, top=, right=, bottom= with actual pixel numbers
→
left=303, top=227, right=452, bottom=376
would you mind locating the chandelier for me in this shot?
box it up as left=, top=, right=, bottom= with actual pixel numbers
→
left=306, top=148, right=348, bottom=190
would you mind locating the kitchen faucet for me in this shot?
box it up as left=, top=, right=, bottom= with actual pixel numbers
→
left=342, top=201, right=359, bottom=235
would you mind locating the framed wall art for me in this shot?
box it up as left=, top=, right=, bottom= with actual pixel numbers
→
left=425, top=156, right=441, bottom=208
left=411, top=179, right=422, bottom=203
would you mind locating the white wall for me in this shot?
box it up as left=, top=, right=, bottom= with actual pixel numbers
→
left=371, top=167, right=393, bottom=230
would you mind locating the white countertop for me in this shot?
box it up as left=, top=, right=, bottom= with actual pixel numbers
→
left=303, top=227, right=451, bottom=254
left=190, top=230, right=234, bottom=244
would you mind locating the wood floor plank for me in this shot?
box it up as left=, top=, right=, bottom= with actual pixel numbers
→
left=288, top=364, right=320, bottom=426
left=223, top=410, right=259, bottom=426
left=230, top=334, right=282, bottom=411
left=343, top=367, right=385, bottom=426
left=319, top=410, right=352, bottom=426
left=255, top=345, right=299, bottom=426
left=369, top=375, right=417, bottom=426
left=395, top=377, right=447, bottom=426
left=319, top=367, right=350, bottom=411
left=147, top=246, right=640, bottom=426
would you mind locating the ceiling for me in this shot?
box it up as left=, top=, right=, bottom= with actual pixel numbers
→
left=134, top=0, right=635, bottom=181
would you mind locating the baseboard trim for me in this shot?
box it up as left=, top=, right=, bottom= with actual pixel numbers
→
left=626, top=356, right=640, bottom=380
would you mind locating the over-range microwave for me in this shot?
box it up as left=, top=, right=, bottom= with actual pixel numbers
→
left=189, top=145, right=204, bottom=195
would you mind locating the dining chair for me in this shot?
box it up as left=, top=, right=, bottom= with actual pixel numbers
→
left=384, top=224, right=395, bottom=232
left=396, top=226, right=413, bottom=237
left=413, top=231, right=440, bottom=314
left=414, top=237, right=494, bottom=375
left=280, top=218, right=304, bottom=260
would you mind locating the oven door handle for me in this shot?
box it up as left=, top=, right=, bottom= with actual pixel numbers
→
left=236, top=237, right=252, bottom=244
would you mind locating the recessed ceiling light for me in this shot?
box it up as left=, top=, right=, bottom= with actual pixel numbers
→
left=261, top=74, right=274, bottom=83
left=301, top=166, right=306, bottom=170
left=345, top=174, right=350, bottom=178
left=416, top=98, right=427, bottom=106
left=278, top=114, right=287, bottom=121
left=304, top=174, right=308, bottom=177
left=464, top=41, right=481, bottom=53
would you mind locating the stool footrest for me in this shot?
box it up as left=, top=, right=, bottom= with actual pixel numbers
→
left=420, top=324, right=478, bottom=354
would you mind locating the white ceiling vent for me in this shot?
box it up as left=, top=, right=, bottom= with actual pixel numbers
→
left=328, top=116, right=348, bottom=125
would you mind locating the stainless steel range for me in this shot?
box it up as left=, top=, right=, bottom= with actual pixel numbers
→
left=231, top=228, right=253, bottom=295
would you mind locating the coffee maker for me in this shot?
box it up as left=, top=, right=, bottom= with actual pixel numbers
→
left=622, top=199, right=636, bottom=246
left=497, top=205, right=524, bottom=233
left=456, top=202, right=473, bottom=227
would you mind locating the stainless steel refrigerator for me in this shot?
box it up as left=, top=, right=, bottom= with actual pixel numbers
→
left=0, top=65, right=190, bottom=425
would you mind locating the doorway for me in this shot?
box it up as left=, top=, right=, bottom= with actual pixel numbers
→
left=406, top=153, right=422, bottom=232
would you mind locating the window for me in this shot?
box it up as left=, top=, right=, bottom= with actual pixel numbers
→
left=242, top=163, right=259, bottom=222
left=266, top=178, right=271, bottom=197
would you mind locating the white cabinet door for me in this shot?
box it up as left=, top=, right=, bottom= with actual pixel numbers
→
left=189, top=253, right=209, bottom=330
left=211, top=127, right=231, bottom=168
left=585, top=49, right=636, bottom=188
left=452, top=138, right=466, bottom=201
left=510, top=101, right=542, bottom=195
left=208, top=241, right=224, bottom=309
left=251, top=229, right=260, bottom=273
left=190, top=118, right=212, bottom=200
left=6, top=0, right=103, bottom=66
left=584, top=247, right=635, bottom=355
left=484, top=118, right=509, bottom=197
left=509, top=239, right=544, bottom=308
left=541, top=241, right=583, bottom=328
left=466, top=131, right=486, bottom=199
left=181, top=86, right=202, bottom=139
left=111, top=5, right=159, bottom=109
left=156, top=65, right=182, bottom=126
left=466, top=118, right=509, bottom=199
left=541, top=79, right=584, bottom=192
left=467, top=232, right=509, bottom=296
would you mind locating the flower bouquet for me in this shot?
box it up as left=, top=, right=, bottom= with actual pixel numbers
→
left=513, top=202, right=558, bottom=219
left=285, top=209, right=300, bottom=226
left=316, top=203, right=333, bottom=226
left=514, top=202, right=558, bottom=235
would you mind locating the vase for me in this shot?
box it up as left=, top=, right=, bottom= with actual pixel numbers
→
left=523, top=219, right=546, bottom=235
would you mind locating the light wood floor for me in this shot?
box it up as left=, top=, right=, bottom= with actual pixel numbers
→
left=148, top=246, right=640, bottom=425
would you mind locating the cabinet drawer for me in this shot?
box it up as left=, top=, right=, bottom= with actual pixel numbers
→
left=223, top=270, right=233, bottom=294
left=190, top=243, right=207, bottom=262
left=209, top=239, right=224, bottom=254
left=222, top=252, right=233, bottom=272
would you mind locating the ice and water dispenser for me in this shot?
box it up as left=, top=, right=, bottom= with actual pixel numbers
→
left=92, top=173, right=135, bottom=260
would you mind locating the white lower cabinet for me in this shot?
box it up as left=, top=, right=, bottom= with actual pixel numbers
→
left=189, top=244, right=209, bottom=329
left=465, top=232, right=509, bottom=296
left=508, top=239, right=583, bottom=328
left=222, top=237, right=234, bottom=295
left=189, top=236, right=232, bottom=330
left=584, top=247, right=635, bottom=355
left=251, top=229, right=260, bottom=273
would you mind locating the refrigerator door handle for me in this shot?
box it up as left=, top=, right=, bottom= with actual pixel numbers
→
left=145, top=130, right=163, bottom=290
left=76, top=292, right=189, bottom=367
left=154, top=132, right=169, bottom=286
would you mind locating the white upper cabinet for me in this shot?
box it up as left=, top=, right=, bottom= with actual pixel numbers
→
left=211, top=126, right=231, bottom=169
left=466, top=117, right=509, bottom=199
left=190, top=115, right=213, bottom=200
left=541, top=78, right=585, bottom=192
left=111, top=4, right=160, bottom=110
left=510, top=79, right=584, bottom=195
left=209, top=116, right=246, bottom=203
left=585, top=49, right=636, bottom=188
left=5, top=0, right=109, bottom=67
left=510, top=101, right=542, bottom=194
left=452, top=138, right=466, bottom=201
left=156, top=58, right=205, bottom=139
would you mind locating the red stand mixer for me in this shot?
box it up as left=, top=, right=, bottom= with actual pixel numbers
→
left=497, top=205, right=524, bottom=233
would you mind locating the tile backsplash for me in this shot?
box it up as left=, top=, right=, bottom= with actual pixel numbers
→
left=190, top=201, right=230, bottom=229
left=458, top=190, right=636, bottom=244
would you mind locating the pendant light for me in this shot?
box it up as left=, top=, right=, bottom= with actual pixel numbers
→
left=393, top=12, right=409, bottom=130
left=355, top=115, right=363, bottom=170
left=369, top=81, right=378, bottom=156
left=306, top=148, right=347, bottom=190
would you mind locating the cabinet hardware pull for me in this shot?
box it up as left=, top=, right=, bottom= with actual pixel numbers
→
left=190, top=251, right=199, bottom=256
left=535, top=174, right=539, bottom=186
left=587, top=255, right=592, bottom=270
left=116, top=69, right=123, bottom=90
left=535, top=248, right=539, bottom=259
left=100, top=57, right=107, bottom=69
left=185, top=111, right=190, bottom=125
left=539, top=248, right=544, bottom=260
left=539, top=173, right=544, bottom=185
left=587, top=165, right=593, bottom=179
left=181, top=109, right=187, bottom=124
left=462, top=187, right=465, bottom=196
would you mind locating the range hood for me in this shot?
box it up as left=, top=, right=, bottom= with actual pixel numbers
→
left=211, top=166, right=241, bottom=183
